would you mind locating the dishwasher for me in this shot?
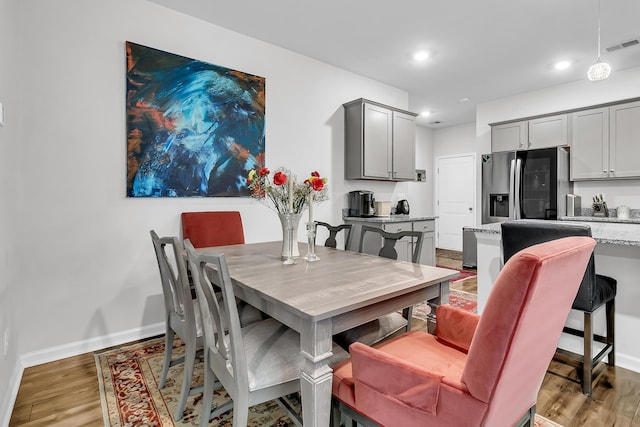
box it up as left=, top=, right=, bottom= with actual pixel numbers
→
left=462, top=228, right=477, bottom=269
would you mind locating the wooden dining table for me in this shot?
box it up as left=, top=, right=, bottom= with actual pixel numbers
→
left=196, top=241, right=458, bottom=427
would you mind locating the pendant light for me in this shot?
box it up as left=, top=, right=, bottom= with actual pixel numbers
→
left=587, top=0, right=611, bottom=81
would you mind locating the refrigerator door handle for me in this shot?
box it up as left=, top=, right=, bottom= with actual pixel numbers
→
left=509, top=158, right=516, bottom=220
left=514, top=158, right=523, bottom=219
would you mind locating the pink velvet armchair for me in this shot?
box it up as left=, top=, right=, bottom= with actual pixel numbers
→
left=331, top=236, right=596, bottom=427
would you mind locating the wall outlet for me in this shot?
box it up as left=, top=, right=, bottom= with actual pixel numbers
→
left=3, top=328, right=9, bottom=356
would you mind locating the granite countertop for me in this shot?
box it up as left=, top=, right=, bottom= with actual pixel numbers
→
left=559, top=216, right=640, bottom=224
left=343, top=215, right=437, bottom=223
left=466, top=220, right=640, bottom=246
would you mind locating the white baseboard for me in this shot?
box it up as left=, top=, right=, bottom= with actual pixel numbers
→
left=558, top=335, right=640, bottom=373
left=20, top=322, right=164, bottom=368
left=615, top=353, right=640, bottom=374
left=1, top=322, right=164, bottom=427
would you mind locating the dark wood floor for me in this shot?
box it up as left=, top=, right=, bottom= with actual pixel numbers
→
left=9, top=251, right=640, bottom=426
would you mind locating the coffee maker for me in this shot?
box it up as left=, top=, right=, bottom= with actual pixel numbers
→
left=348, top=190, right=375, bottom=217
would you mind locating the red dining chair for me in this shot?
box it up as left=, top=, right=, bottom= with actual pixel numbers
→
left=181, top=211, right=245, bottom=248
left=331, top=236, right=596, bottom=427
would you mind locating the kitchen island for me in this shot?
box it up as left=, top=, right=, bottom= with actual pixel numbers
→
left=343, top=215, right=437, bottom=266
left=468, top=219, right=640, bottom=373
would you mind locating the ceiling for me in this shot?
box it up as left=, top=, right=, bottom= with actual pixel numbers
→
left=148, top=0, right=640, bottom=128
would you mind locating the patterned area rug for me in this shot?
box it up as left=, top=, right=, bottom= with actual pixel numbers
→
left=413, top=289, right=478, bottom=320
left=96, top=332, right=561, bottom=427
left=95, top=337, right=298, bottom=426
left=436, top=264, right=477, bottom=282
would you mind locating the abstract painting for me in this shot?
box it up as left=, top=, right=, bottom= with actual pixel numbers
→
left=126, top=42, right=265, bottom=197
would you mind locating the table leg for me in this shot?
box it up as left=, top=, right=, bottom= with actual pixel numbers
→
left=441, top=280, right=450, bottom=304
left=300, top=318, right=334, bottom=427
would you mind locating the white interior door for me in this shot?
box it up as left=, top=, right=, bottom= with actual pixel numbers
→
left=436, top=154, right=476, bottom=251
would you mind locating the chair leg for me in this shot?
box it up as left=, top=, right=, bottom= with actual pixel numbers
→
left=582, top=312, right=593, bottom=396
left=174, top=337, right=196, bottom=420
left=606, top=299, right=615, bottom=366
left=200, top=361, right=215, bottom=427
left=233, top=391, right=249, bottom=427
left=159, top=326, right=174, bottom=389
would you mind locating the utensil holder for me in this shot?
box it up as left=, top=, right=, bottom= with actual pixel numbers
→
left=592, top=202, right=609, bottom=217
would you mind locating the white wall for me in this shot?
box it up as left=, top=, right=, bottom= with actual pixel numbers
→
left=475, top=66, right=640, bottom=223
left=432, top=122, right=477, bottom=160
left=404, top=125, right=434, bottom=217
left=9, top=0, right=410, bottom=374
left=0, top=0, right=22, bottom=423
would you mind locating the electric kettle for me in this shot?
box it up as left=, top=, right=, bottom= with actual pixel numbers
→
left=396, top=199, right=410, bottom=215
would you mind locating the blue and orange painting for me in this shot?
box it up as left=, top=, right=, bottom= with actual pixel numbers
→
left=126, top=42, right=265, bottom=197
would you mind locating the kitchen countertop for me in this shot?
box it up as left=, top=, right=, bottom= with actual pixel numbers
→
left=465, top=219, right=640, bottom=246
left=559, top=216, right=640, bottom=224
left=343, top=215, right=437, bottom=223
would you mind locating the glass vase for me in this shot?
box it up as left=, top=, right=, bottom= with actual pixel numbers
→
left=278, top=212, right=301, bottom=261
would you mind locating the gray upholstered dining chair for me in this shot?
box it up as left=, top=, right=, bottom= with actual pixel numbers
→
left=150, top=230, right=203, bottom=421
left=185, top=239, right=349, bottom=427
left=315, top=221, right=352, bottom=250
left=501, top=220, right=616, bottom=396
left=333, top=225, right=424, bottom=350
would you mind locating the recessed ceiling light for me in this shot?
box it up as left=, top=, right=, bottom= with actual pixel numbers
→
left=459, top=97, right=470, bottom=103
left=420, top=111, right=431, bottom=117
left=554, top=61, right=571, bottom=70
left=413, top=51, right=429, bottom=61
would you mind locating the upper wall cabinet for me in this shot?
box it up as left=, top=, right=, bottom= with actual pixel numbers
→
left=570, top=107, right=609, bottom=180
left=491, top=114, right=568, bottom=152
left=571, top=100, right=640, bottom=180
left=344, top=98, right=417, bottom=181
left=491, top=121, right=528, bottom=152
left=528, top=114, right=569, bottom=149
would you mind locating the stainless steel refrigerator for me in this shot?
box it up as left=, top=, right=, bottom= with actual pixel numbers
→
left=481, top=147, right=572, bottom=224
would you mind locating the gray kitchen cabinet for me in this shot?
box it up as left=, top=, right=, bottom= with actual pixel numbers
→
left=491, top=114, right=568, bottom=152
left=571, top=100, right=640, bottom=180
left=491, top=121, right=528, bottom=152
left=344, top=219, right=436, bottom=266
left=609, top=100, right=640, bottom=179
left=570, top=107, right=610, bottom=180
left=344, top=98, right=417, bottom=181
left=528, top=114, right=569, bottom=149
left=412, top=220, right=436, bottom=266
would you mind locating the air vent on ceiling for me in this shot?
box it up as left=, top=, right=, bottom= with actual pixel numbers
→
left=605, top=38, right=639, bottom=53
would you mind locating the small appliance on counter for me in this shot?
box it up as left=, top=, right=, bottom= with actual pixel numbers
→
left=348, top=190, right=375, bottom=217
left=373, top=201, right=392, bottom=217
left=617, top=205, right=630, bottom=219
left=566, top=194, right=581, bottom=217
left=395, top=199, right=410, bottom=215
